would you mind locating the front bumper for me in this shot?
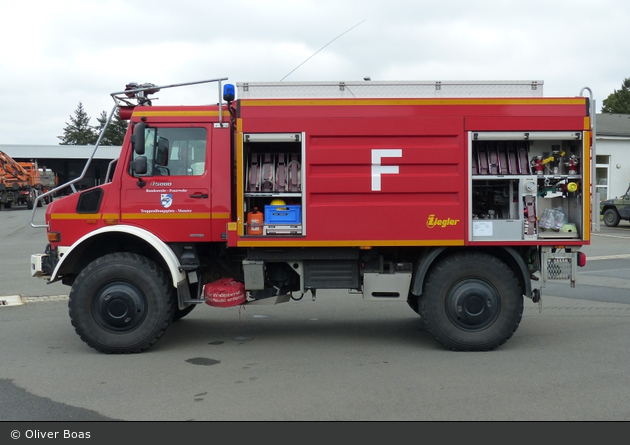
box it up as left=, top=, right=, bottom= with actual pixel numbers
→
left=30, top=244, right=57, bottom=279
left=31, top=253, right=50, bottom=278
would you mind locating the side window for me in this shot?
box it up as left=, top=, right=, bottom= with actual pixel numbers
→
left=131, top=127, right=207, bottom=177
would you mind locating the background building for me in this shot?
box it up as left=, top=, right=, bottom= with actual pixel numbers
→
left=0, top=145, right=121, bottom=193
left=595, top=114, right=630, bottom=200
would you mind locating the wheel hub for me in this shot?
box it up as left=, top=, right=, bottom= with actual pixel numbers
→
left=445, top=279, right=501, bottom=331
left=93, top=282, right=146, bottom=332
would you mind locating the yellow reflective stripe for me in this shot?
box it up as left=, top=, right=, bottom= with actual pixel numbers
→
left=50, top=214, right=98, bottom=220
left=240, top=98, right=587, bottom=107
left=133, top=110, right=230, bottom=117
left=582, top=132, right=591, bottom=242
left=52, top=213, right=230, bottom=220
left=121, top=213, right=230, bottom=220
left=237, top=239, right=465, bottom=247
left=122, top=213, right=211, bottom=220
left=236, top=128, right=244, bottom=236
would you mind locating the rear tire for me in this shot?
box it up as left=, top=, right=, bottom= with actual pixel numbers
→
left=419, top=252, right=523, bottom=351
left=68, top=252, right=174, bottom=353
left=603, top=208, right=620, bottom=227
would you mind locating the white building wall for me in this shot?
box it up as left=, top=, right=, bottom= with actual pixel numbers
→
left=597, top=136, right=630, bottom=199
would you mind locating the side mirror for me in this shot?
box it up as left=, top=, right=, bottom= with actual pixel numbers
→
left=131, top=122, right=146, bottom=155
left=131, top=156, right=147, bottom=175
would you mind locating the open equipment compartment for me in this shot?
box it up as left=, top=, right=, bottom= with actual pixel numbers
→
left=243, top=133, right=305, bottom=236
left=469, top=131, right=585, bottom=242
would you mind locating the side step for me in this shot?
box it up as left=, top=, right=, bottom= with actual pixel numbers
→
left=541, top=247, right=578, bottom=288
left=363, top=272, right=412, bottom=301
left=246, top=294, right=292, bottom=305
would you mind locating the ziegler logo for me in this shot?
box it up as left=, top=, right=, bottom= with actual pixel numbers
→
left=426, top=214, right=460, bottom=228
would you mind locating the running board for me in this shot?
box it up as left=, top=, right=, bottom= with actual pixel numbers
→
left=363, top=271, right=412, bottom=301
left=246, top=294, right=292, bottom=305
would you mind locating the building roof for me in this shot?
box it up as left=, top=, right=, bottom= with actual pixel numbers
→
left=596, top=114, right=630, bottom=138
left=0, top=144, right=121, bottom=160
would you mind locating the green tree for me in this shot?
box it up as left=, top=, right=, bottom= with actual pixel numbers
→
left=58, top=102, right=98, bottom=145
left=601, top=78, right=630, bottom=114
left=95, top=109, right=129, bottom=146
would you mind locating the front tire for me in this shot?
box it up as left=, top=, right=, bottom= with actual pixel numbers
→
left=419, top=252, right=523, bottom=351
left=603, top=208, right=621, bottom=227
left=68, top=252, right=174, bottom=353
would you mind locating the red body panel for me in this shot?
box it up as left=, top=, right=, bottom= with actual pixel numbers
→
left=46, top=98, right=590, bottom=250
left=235, top=98, right=589, bottom=247
left=249, top=116, right=465, bottom=243
left=46, top=183, right=115, bottom=248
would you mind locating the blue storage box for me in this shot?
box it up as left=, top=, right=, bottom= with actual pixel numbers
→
left=264, top=205, right=302, bottom=224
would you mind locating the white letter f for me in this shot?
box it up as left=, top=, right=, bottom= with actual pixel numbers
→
left=372, top=149, right=402, bottom=191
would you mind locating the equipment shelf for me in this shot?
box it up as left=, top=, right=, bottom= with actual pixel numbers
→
left=242, top=133, right=305, bottom=236
left=469, top=131, right=586, bottom=242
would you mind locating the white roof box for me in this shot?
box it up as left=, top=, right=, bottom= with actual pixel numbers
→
left=236, top=80, right=544, bottom=99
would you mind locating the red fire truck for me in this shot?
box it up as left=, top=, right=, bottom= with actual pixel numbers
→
left=31, top=78, right=593, bottom=353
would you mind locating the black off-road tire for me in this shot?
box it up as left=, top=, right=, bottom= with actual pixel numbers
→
left=603, top=208, right=621, bottom=227
left=419, top=252, right=523, bottom=351
left=68, top=252, right=174, bottom=354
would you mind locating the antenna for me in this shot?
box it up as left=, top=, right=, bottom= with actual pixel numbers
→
left=280, top=20, right=366, bottom=82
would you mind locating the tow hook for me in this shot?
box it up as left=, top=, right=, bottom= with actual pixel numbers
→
left=532, top=288, right=543, bottom=313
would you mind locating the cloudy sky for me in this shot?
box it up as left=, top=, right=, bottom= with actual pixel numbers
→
left=1, top=0, right=628, bottom=145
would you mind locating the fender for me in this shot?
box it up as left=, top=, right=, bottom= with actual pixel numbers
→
left=503, top=246, right=532, bottom=299
left=411, top=247, right=531, bottom=298
left=411, top=247, right=447, bottom=296
left=51, top=225, right=186, bottom=288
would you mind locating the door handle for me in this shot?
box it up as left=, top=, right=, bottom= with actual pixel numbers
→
left=190, top=193, right=209, bottom=199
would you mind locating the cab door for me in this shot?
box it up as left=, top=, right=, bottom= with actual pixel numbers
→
left=121, top=125, right=212, bottom=242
